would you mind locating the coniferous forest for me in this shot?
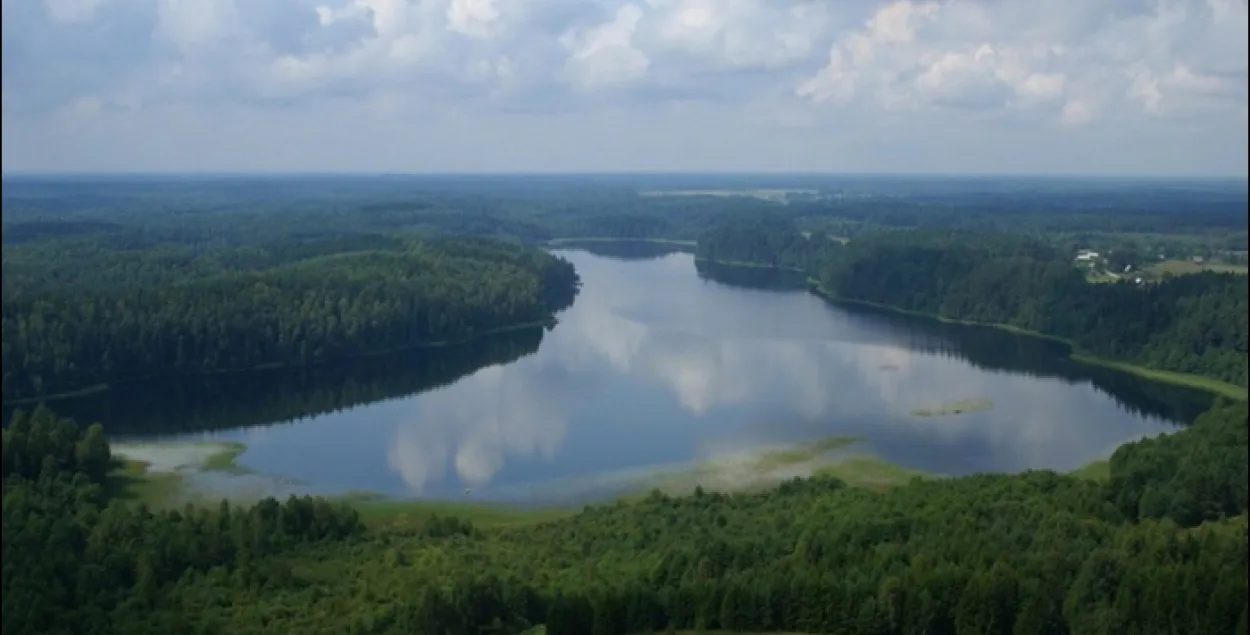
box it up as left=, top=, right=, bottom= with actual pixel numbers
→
left=3, top=400, right=1247, bottom=634
left=2, top=235, right=579, bottom=401
left=2, top=175, right=1248, bottom=634
left=697, top=221, right=1249, bottom=388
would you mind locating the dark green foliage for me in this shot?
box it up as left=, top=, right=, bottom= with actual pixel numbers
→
left=2, top=236, right=578, bottom=401
left=1108, top=399, right=1249, bottom=525
left=1, top=407, right=363, bottom=635
left=26, top=326, right=545, bottom=436
left=698, top=226, right=1249, bottom=387
left=695, top=217, right=841, bottom=270
left=2, top=402, right=1247, bottom=634
left=3, top=176, right=1248, bottom=634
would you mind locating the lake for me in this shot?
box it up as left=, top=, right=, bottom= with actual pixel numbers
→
left=32, top=245, right=1216, bottom=505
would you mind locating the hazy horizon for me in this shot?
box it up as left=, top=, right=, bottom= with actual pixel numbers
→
left=3, top=171, right=1247, bottom=182
left=3, top=0, right=1247, bottom=176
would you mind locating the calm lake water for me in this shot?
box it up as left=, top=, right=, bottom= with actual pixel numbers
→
left=35, top=245, right=1215, bottom=504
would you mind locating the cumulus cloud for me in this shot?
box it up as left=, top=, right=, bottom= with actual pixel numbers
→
left=796, top=0, right=1247, bottom=124
left=1, top=0, right=1246, bottom=173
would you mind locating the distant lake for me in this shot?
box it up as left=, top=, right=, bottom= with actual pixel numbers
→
left=28, top=245, right=1215, bottom=504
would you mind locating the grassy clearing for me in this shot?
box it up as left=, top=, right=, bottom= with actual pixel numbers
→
left=637, top=188, right=819, bottom=203
left=338, top=492, right=575, bottom=530
left=638, top=437, right=864, bottom=496
left=104, top=458, right=186, bottom=507
left=546, top=237, right=696, bottom=246
left=815, top=455, right=930, bottom=492
left=911, top=398, right=994, bottom=418
left=1070, top=353, right=1248, bottom=401
left=1146, top=259, right=1248, bottom=277
left=749, top=436, right=860, bottom=471
left=1084, top=270, right=1122, bottom=284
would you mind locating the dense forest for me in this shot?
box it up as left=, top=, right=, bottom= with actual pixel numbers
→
left=697, top=221, right=1249, bottom=388
left=2, top=400, right=1246, bottom=634
left=3, top=175, right=1248, bottom=634
left=7, top=327, right=546, bottom=437
left=2, top=235, right=578, bottom=401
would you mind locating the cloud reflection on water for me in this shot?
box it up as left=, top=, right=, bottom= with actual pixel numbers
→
left=383, top=250, right=1178, bottom=496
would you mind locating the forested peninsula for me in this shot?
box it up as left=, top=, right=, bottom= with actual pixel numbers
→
left=1, top=235, right=579, bottom=402
left=696, top=220, right=1249, bottom=393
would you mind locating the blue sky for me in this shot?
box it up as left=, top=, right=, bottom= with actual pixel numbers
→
left=2, top=0, right=1247, bottom=175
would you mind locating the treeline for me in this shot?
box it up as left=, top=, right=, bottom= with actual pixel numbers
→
left=6, top=176, right=1243, bottom=251
left=696, top=216, right=845, bottom=269
left=1, top=406, right=364, bottom=635
left=22, top=327, right=545, bottom=437
left=2, top=236, right=578, bottom=401
left=304, top=401, right=1250, bottom=635
left=697, top=223, right=1249, bottom=387
left=2, top=401, right=1246, bottom=634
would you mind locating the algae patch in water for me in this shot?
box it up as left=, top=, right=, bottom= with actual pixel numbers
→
left=910, top=398, right=994, bottom=417
left=111, top=441, right=249, bottom=474
left=108, top=441, right=300, bottom=508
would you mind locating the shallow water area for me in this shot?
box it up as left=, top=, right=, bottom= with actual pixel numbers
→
left=41, top=245, right=1216, bottom=506
left=111, top=442, right=238, bottom=473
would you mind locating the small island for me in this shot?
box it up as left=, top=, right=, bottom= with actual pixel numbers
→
left=911, top=398, right=995, bottom=417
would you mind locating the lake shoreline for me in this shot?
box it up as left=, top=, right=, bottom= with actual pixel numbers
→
left=695, top=254, right=1244, bottom=399
left=802, top=278, right=1247, bottom=401
left=108, top=433, right=1116, bottom=529
left=3, top=318, right=556, bottom=408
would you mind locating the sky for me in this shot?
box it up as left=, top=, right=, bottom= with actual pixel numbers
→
left=1, top=0, right=1247, bottom=176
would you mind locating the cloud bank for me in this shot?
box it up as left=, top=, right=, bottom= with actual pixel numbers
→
left=2, top=0, right=1246, bottom=174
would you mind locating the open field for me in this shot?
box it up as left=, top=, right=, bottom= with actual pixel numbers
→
left=638, top=188, right=821, bottom=203
left=1145, top=259, right=1248, bottom=277
left=343, top=492, right=577, bottom=530
left=1069, top=353, right=1248, bottom=401
left=546, top=237, right=696, bottom=247
left=814, top=455, right=930, bottom=492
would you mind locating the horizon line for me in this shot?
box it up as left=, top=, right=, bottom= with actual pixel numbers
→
left=3, top=169, right=1247, bottom=181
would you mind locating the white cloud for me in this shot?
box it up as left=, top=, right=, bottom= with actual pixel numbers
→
left=797, top=0, right=1247, bottom=126
left=561, top=4, right=650, bottom=89
left=2, top=0, right=1246, bottom=174
left=44, top=0, right=104, bottom=23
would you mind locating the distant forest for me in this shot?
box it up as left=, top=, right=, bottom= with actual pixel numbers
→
left=3, top=175, right=1246, bottom=246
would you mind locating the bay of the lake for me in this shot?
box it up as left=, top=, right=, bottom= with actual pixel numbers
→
left=37, top=245, right=1215, bottom=504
